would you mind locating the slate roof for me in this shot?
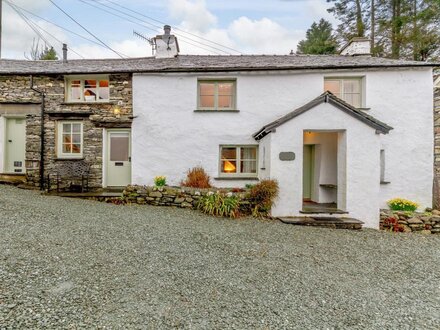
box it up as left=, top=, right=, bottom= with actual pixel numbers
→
left=0, top=55, right=437, bottom=75
left=253, top=91, right=393, bottom=140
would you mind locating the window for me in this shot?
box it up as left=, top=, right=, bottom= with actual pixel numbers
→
left=220, top=146, right=257, bottom=176
left=57, top=122, right=83, bottom=158
left=66, top=77, right=109, bottom=102
left=380, top=149, right=387, bottom=183
left=198, top=80, right=236, bottom=110
left=324, top=78, right=363, bottom=108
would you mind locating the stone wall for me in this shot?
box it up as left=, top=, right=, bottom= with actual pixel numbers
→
left=380, top=209, right=440, bottom=234
left=0, top=73, right=132, bottom=189
left=122, top=185, right=251, bottom=211
left=434, top=70, right=440, bottom=208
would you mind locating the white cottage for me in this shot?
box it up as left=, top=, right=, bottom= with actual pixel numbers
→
left=132, top=29, right=435, bottom=228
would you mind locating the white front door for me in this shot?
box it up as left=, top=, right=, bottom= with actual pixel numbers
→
left=4, top=118, right=26, bottom=174
left=106, top=129, right=131, bottom=187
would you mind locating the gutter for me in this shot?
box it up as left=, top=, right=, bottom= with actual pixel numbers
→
left=29, top=75, right=45, bottom=190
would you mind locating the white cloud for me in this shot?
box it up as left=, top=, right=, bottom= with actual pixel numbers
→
left=168, top=0, right=217, bottom=33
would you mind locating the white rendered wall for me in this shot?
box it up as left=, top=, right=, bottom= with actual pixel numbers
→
left=269, top=102, right=381, bottom=228
left=364, top=69, right=433, bottom=210
left=0, top=117, right=4, bottom=172
left=133, top=67, right=433, bottom=218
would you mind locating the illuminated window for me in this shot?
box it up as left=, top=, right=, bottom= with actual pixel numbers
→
left=198, top=80, right=236, bottom=110
left=324, top=78, right=363, bottom=108
left=220, top=146, right=257, bottom=176
left=57, top=121, right=83, bottom=158
left=66, top=77, right=110, bottom=102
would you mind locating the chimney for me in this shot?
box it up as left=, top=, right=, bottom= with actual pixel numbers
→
left=154, top=25, right=179, bottom=59
left=339, top=37, right=371, bottom=56
left=62, top=43, right=68, bottom=62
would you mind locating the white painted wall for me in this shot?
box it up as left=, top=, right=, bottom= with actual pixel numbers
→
left=269, top=102, right=381, bottom=228
left=133, top=67, right=433, bottom=225
left=0, top=117, right=4, bottom=172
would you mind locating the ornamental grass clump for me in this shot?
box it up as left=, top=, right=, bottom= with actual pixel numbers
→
left=181, top=166, right=212, bottom=189
left=387, top=198, right=419, bottom=212
left=197, top=193, right=240, bottom=218
left=154, top=175, right=167, bottom=187
left=248, top=179, right=279, bottom=217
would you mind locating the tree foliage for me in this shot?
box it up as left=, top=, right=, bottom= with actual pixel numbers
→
left=327, top=0, right=440, bottom=60
left=297, top=19, right=339, bottom=54
left=25, top=38, right=59, bottom=60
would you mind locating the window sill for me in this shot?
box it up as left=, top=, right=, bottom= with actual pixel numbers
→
left=214, top=176, right=259, bottom=181
left=380, top=181, right=391, bottom=185
left=194, top=109, right=239, bottom=113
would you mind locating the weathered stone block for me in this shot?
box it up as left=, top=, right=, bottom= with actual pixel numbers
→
left=149, top=191, right=163, bottom=198
left=407, top=218, right=423, bottom=224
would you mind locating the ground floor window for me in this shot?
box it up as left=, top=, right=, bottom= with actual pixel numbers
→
left=57, top=121, right=83, bottom=159
left=220, top=145, right=258, bottom=176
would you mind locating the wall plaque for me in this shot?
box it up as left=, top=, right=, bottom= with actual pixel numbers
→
left=279, top=152, right=295, bottom=161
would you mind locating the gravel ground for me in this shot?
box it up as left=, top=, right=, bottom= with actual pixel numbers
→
left=0, top=185, right=440, bottom=329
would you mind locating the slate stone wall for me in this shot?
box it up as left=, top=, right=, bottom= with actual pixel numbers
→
left=380, top=209, right=440, bottom=234
left=0, top=73, right=132, bottom=188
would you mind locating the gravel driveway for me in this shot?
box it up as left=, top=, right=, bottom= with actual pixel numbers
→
left=1, top=185, right=439, bottom=329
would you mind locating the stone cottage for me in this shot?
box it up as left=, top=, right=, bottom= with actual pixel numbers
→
left=0, top=61, right=133, bottom=189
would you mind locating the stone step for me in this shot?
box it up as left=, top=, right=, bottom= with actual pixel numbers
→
left=279, top=216, right=364, bottom=230
left=0, top=174, right=26, bottom=186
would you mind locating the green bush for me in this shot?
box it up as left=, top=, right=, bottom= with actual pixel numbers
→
left=197, top=193, right=240, bottom=218
left=248, top=179, right=279, bottom=217
left=387, top=198, right=419, bottom=212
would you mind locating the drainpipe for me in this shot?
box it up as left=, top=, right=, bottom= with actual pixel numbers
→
left=30, top=75, right=45, bottom=190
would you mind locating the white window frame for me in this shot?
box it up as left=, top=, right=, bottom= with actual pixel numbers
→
left=197, top=79, right=237, bottom=111
left=219, top=145, right=258, bottom=177
left=324, top=77, right=364, bottom=108
left=65, top=75, right=110, bottom=103
left=57, top=121, right=84, bottom=159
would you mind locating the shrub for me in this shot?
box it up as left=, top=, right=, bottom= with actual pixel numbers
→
left=197, top=193, right=240, bottom=218
left=181, top=166, right=212, bottom=188
left=154, top=175, right=167, bottom=187
left=387, top=198, right=419, bottom=212
left=382, top=216, right=404, bottom=232
left=248, top=179, right=279, bottom=217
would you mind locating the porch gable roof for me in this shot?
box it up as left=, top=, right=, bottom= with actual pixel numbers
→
left=253, top=91, right=393, bottom=140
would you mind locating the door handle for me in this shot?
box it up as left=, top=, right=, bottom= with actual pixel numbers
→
left=8, top=140, right=12, bottom=142
left=129, top=157, right=131, bottom=162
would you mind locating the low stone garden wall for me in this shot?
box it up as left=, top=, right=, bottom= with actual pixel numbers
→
left=380, top=209, right=440, bottom=234
left=122, top=185, right=251, bottom=210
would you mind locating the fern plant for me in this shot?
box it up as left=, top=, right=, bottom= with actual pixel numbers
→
left=197, top=193, right=240, bottom=218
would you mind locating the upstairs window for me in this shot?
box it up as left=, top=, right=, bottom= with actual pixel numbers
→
left=67, top=77, right=109, bottom=102
left=57, top=121, right=83, bottom=158
left=324, top=78, right=363, bottom=108
left=198, top=80, right=236, bottom=110
left=220, top=146, right=257, bottom=177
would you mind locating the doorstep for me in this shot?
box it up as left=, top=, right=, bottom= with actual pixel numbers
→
left=279, top=216, right=364, bottom=230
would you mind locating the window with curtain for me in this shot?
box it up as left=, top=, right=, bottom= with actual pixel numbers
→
left=198, top=80, right=236, bottom=110
left=220, top=146, right=257, bottom=176
left=324, top=78, right=363, bottom=108
left=57, top=121, right=83, bottom=158
left=66, top=77, right=110, bottom=102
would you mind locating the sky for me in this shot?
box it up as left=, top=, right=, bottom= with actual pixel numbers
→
left=1, top=0, right=338, bottom=59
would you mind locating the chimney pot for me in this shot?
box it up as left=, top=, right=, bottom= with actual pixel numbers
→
left=62, top=43, right=68, bottom=62
left=164, top=25, right=171, bottom=35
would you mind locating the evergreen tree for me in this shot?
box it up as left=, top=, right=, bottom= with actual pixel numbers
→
left=39, top=46, right=58, bottom=60
left=297, top=19, right=339, bottom=55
